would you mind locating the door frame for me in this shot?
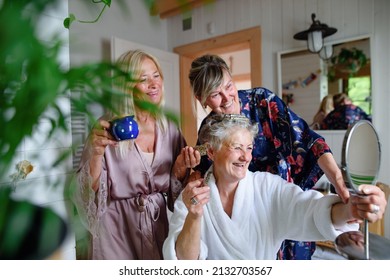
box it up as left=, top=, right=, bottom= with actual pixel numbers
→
left=173, top=26, right=262, bottom=146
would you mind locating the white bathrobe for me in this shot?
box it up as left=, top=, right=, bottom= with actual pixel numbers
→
left=163, top=170, right=357, bottom=260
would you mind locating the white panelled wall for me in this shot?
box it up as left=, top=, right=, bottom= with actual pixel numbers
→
left=281, top=51, right=323, bottom=123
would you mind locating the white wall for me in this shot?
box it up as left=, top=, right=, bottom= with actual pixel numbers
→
left=281, top=51, right=322, bottom=123
left=68, top=1, right=168, bottom=65
left=68, top=0, right=169, bottom=121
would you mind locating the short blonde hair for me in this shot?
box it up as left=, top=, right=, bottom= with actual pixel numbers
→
left=188, top=54, right=232, bottom=108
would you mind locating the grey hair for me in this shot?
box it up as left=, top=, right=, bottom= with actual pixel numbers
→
left=198, top=114, right=258, bottom=151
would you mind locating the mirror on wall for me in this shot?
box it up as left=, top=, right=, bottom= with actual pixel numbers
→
left=277, top=36, right=371, bottom=129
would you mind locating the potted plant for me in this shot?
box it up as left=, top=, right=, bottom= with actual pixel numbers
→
left=328, top=47, right=368, bottom=81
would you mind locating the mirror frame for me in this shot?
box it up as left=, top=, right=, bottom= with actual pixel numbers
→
left=341, top=119, right=381, bottom=193
left=276, top=34, right=372, bottom=124
left=339, top=119, right=381, bottom=260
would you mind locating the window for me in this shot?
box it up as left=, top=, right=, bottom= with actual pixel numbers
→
left=348, top=76, right=371, bottom=115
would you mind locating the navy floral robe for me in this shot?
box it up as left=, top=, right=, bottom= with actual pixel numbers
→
left=320, top=104, right=371, bottom=130
left=195, top=87, right=332, bottom=260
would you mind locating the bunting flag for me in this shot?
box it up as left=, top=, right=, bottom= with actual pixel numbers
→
left=301, top=72, right=317, bottom=87
left=282, top=69, right=321, bottom=90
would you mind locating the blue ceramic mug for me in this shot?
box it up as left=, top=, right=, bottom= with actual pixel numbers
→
left=109, top=116, right=139, bottom=141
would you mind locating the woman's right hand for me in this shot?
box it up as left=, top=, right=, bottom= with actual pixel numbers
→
left=175, top=177, right=209, bottom=260
left=89, top=119, right=118, bottom=157
left=88, top=119, right=118, bottom=192
left=182, top=178, right=210, bottom=217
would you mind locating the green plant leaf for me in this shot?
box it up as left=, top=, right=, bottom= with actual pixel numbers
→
left=63, top=14, right=75, bottom=29
left=102, top=0, right=112, bottom=7
left=328, top=47, right=368, bottom=79
left=0, top=193, right=68, bottom=259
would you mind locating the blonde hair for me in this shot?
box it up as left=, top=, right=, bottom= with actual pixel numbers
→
left=111, top=49, right=167, bottom=157
left=317, top=95, right=334, bottom=115
left=311, top=95, right=334, bottom=129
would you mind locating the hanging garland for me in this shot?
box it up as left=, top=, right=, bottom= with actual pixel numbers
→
left=282, top=70, right=321, bottom=90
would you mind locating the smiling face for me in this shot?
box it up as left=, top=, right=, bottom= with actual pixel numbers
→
left=209, top=128, right=253, bottom=185
left=134, top=57, right=163, bottom=105
left=203, top=70, right=240, bottom=114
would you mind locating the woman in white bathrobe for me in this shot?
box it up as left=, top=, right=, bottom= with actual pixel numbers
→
left=163, top=114, right=387, bottom=260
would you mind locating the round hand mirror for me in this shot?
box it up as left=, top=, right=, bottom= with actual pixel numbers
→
left=341, top=120, right=381, bottom=194
left=335, top=120, right=389, bottom=259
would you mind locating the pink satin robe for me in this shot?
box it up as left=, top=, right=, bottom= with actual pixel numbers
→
left=74, top=121, right=186, bottom=259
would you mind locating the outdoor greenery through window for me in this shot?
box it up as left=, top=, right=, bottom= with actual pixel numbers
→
left=348, top=76, right=371, bottom=115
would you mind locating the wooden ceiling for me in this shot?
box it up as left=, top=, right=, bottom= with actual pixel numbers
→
left=151, top=0, right=214, bottom=19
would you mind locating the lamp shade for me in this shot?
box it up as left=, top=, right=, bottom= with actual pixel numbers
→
left=319, top=44, right=333, bottom=60
left=307, top=31, right=323, bottom=53
left=294, top=13, right=337, bottom=54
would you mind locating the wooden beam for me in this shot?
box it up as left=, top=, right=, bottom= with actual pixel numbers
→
left=152, top=0, right=213, bottom=19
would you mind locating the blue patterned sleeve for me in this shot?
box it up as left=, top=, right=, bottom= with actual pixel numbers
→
left=240, top=87, right=332, bottom=189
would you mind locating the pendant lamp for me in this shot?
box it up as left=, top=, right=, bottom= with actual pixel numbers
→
left=294, top=13, right=337, bottom=54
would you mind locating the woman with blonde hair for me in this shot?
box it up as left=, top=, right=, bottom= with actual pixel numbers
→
left=72, top=49, right=200, bottom=259
left=311, top=95, right=334, bottom=130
